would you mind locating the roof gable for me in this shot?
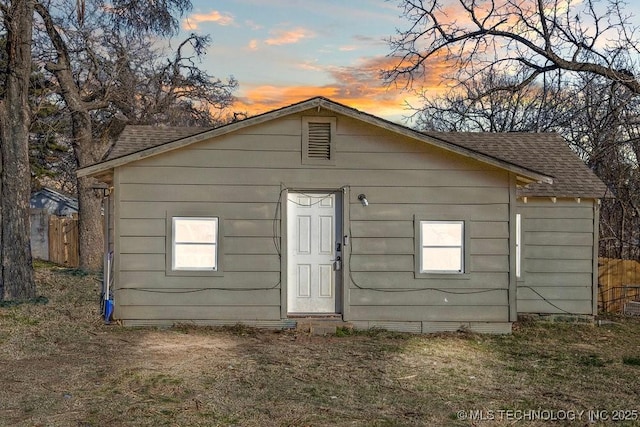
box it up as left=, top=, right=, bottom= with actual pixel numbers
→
left=78, top=97, right=553, bottom=185
left=76, top=96, right=608, bottom=198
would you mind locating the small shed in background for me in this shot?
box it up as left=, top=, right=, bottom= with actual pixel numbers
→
left=31, top=187, right=79, bottom=217
left=30, top=187, right=79, bottom=266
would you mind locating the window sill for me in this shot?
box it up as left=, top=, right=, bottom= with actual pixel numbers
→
left=414, top=272, right=471, bottom=280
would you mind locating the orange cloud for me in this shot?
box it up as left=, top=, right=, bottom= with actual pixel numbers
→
left=228, top=58, right=443, bottom=121
left=182, top=10, right=233, bottom=30
left=232, top=84, right=417, bottom=123
left=265, top=27, right=314, bottom=46
left=230, top=54, right=455, bottom=122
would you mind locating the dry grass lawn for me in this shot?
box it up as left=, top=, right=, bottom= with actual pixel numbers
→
left=1, top=263, right=639, bottom=426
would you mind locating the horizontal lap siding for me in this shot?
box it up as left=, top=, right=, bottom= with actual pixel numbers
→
left=349, top=216, right=510, bottom=321
left=348, top=306, right=509, bottom=322
left=350, top=272, right=508, bottom=289
left=517, top=199, right=595, bottom=315
left=351, top=237, right=508, bottom=255
left=115, top=122, right=296, bottom=321
left=114, top=114, right=511, bottom=324
left=337, top=119, right=510, bottom=322
left=117, top=306, right=281, bottom=321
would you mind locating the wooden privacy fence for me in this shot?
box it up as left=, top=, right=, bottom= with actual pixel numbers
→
left=48, top=215, right=79, bottom=268
left=598, top=258, right=640, bottom=313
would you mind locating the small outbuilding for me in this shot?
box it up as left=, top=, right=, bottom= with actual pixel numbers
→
left=30, top=187, right=79, bottom=216
left=30, top=187, right=79, bottom=263
left=78, top=97, right=608, bottom=333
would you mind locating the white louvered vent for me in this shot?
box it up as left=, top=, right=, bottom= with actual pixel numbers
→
left=307, top=122, right=332, bottom=160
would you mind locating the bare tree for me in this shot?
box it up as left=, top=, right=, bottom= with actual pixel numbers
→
left=0, top=0, right=36, bottom=300
left=413, top=69, right=575, bottom=132
left=386, top=0, right=640, bottom=96
left=34, top=0, right=237, bottom=271
left=386, top=0, right=640, bottom=260
left=109, top=35, right=238, bottom=127
left=564, top=75, right=640, bottom=259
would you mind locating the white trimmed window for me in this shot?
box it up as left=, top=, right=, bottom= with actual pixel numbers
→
left=420, top=221, right=464, bottom=273
left=172, top=217, right=218, bottom=271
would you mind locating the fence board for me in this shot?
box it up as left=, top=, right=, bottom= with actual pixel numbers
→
left=48, top=215, right=79, bottom=268
left=598, top=258, right=640, bottom=313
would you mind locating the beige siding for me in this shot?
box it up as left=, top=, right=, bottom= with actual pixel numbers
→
left=517, top=198, right=596, bottom=315
left=113, top=112, right=513, bottom=326
left=347, top=272, right=508, bottom=289
left=117, top=305, right=281, bottom=321
left=349, top=306, right=509, bottom=322
left=119, top=271, right=281, bottom=289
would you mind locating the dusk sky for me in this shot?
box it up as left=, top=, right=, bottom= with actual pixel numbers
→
left=179, top=0, right=440, bottom=122
left=179, top=0, right=640, bottom=123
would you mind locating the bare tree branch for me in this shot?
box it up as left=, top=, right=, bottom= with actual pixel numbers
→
left=386, top=0, right=640, bottom=95
left=32, top=0, right=237, bottom=270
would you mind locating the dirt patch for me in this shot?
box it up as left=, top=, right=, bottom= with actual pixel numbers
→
left=1, top=264, right=640, bottom=426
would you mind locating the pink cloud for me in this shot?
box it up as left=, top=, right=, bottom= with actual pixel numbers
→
left=182, top=10, right=234, bottom=30
left=265, top=27, right=314, bottom=46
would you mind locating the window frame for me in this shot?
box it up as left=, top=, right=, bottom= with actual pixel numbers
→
left=166, top=215, right=224, bottom=277
left=414, top=217, right=470, bottom=279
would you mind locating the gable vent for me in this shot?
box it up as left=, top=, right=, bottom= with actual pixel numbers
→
left=307, top=122, right=332, bottom=160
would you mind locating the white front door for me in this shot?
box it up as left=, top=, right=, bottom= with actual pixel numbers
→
left=287, top=192, right=340, bottom=314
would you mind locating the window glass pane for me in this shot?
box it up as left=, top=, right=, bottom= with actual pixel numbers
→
left=174, top=244, right=217, bottom=269
left=422, top=222, right=463, bottom=246
left=422, top=248, right=462, bottom=272
left=174, top=218, right=217, bottom=243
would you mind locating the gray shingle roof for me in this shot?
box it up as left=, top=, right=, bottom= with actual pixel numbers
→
left=30, top=187, right=79, bottom=216
left=104, top=125, right=213, bottom=161
left=424, top=132, right=609, bottom=198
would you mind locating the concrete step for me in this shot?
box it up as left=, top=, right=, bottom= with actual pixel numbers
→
left=294, top=318, right=353, bottom=335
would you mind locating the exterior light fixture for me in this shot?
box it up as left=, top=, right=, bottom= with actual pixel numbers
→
left=92, top=182, right=110, bottom=198
left=358, top=194, right=368, bottom=206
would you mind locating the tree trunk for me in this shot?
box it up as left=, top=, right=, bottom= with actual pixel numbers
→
left=0, top=0, right=36, bottom=300
left=35, top=3, right=110, bottom=272
left=77, top=177, right=105, bottom=271
left=73, top=112, right=107, bottom=272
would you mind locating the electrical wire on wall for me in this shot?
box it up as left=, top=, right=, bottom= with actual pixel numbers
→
left=343, top=196, right=577, bottom=314
left=125, top=184, right=578, bottom=314
left=125, top=185, right=346, bottom=295
left=345, top=209, right=501, bottom=295
left=273, top=185, right=348, bottom=257
left=517, top=286, right=574, bottom=314
left=348, top=196, right=503, bottom=295
left=121, top=283, right=281, bottom=293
